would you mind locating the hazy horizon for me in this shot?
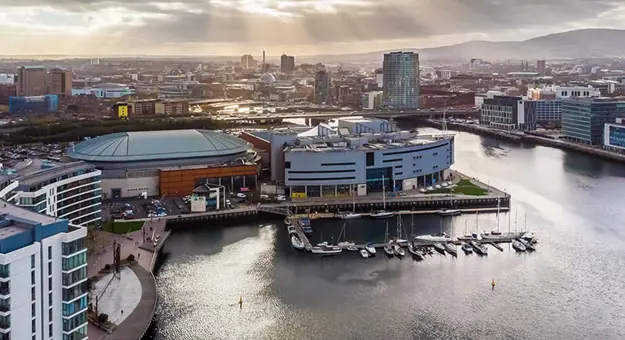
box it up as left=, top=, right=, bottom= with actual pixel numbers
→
left=1, top=0, right=625, bottom=56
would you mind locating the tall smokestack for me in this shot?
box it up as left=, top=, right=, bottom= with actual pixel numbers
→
left=262, top=50, right=266, bottom=72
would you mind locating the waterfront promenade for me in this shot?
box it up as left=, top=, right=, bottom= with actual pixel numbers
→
left=88, top=219, right=168, bottom=340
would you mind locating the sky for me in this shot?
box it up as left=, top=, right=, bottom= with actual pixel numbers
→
left=0, top=0, right=624, bottom=56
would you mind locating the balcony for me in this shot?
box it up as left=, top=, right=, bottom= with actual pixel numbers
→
left=0, top=288, right=8, bottom=298
left=0, top=321, right=9, bottom=331
left=63, top=331, right=87, bottom=340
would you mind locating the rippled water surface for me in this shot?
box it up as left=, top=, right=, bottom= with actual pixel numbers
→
left=148, top=129, right=625, bottom=340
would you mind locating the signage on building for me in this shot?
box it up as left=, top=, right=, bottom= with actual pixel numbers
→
left=117, top=105, right=128, bottom=118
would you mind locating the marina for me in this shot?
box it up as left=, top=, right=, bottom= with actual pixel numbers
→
left=286, top=214, right=534, bottom=255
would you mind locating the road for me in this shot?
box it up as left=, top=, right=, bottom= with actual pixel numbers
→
left=213, top=109, right=478, bottom=122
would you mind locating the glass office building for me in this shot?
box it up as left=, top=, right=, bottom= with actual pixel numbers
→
left=562, top=98, right=625, bottom=145
left=382, top=52, right=420, bottom=110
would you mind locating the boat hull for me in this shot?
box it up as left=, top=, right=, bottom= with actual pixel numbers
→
left=371, top=213, right=394, bottom=219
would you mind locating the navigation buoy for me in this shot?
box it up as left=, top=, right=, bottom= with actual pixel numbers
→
left=239, top=295, right=243, bottom=309
left=491, top=279, right=496, bottom=290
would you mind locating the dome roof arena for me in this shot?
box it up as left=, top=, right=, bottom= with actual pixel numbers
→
left=67, top=129, right=252, bottom=163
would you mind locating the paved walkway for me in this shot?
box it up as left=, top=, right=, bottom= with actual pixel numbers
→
left=88, top=219, right=167, bottom=340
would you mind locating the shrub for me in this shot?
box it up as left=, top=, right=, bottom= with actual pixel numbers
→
left=98, top=313, right=109, bottom=323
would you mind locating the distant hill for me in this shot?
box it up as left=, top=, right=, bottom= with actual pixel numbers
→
left=314, top=29, right=625, bottom=62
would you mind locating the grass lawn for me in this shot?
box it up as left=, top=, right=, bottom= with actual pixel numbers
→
left=429, top=179, right=489, bottom=196
left=101, top=221, right=145, bottom=234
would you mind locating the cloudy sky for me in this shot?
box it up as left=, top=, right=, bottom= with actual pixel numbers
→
left=1, top=0, right=624, bottom=56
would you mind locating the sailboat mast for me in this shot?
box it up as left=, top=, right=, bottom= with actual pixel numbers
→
left=496, top=196, right=500, bottom=231
left=382, top=175, right=386, bottom=210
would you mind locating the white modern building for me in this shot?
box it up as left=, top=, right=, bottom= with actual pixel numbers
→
left=362, top=91, right=383, bottom=110
left=0, top=202, right=88, bottom=340
left=14, top=162, right=102, bottom=227
left=527, top=85, right=601, bottom=100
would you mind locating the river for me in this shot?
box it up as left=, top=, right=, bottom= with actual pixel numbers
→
left=145, top=129, right=625, bottom=340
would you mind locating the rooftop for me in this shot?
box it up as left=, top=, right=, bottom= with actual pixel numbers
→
left=17, top=162, right=96, bottom=187
left=67, top=129, right=252, bottom=162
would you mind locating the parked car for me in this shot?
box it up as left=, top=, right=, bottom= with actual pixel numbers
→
left=277, top=195, right=286, bottom=201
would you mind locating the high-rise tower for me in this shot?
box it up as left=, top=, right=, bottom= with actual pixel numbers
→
left=382, top=52, right=420, bottom=110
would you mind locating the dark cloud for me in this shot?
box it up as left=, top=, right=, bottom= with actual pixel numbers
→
left=1, top=0, right=623, bottom=46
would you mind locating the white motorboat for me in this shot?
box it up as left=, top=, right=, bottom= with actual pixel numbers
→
left=311, top=245, right=342, bottom=255
left=433, top=243, right=446, bottom=255
left=346, top=245, right=359, bottom=252
left=370, top=210, right=394, bottom=219
left=512, top=240, right=527, bottom=252
left=337, top=211, right=362, bottom=220
left=316, top=241, right=328, bottom=247
left=359, top=249, right=369, bottom=258
left=518, top=238, right=536, bottom=251
left=407, top=243, right=424, bottom=260
left=365, top=243, right=376, bottom=255
left=284, top=217, right=292, bottom=226
left=337, top=223, right=356, bottom=250
left=438, top=208, right=461, bottom=216
left=414, top=234, right=452, bottom=244
left=470, top=241, right=488, bottom=255
left=444, top=242, right=458, bottom=257
left=287, top=226, right=297, bottom=235
left=393, top=244, right=405, bottom=257
left=338, top=241, right=356, bottom=248
left=291, top=235, right=305, bottom=250
left=461, top=243, right=473, bottom=254
left=383, top=243, right=394, bottom=256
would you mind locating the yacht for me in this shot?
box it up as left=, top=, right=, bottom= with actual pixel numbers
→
left=371, top=174, right=394, bottom=219
left=414, top=233, right=452, bottom=244
left=470, top=241, right=488, bottom=255
left=337, top=211, right=362, bottom=220
left=290, top=235, right=305, bottom=250
left=359, top=249, right=369, bottom=258
left=512, top=239, right=527, bottom=252
left=383, top=243, right=395, bottom=256
left=365, top=243, right=377, bottom=255
left=437, top=208, right=462, bottom=216
left=346, top=245, right=359, bottom=252
left=433, top=243, right=446, bottom=255
left=393, top=244, right=405, bottom=257
left=444, top=242, right=458, bottom=257
left=461, top=243, right=473, bottom=254
left=518, top=238, right=536, bottom=251
left=287, top=226, right=297, bottom=235
left=371, top=210, right=394, bottom=219
left=311, top=245, right=342, bottom=255
left=408, top=243, right=425, bottom=260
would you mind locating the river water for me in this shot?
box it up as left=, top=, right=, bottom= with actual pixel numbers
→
left=147, top=129, right=625, bottom=340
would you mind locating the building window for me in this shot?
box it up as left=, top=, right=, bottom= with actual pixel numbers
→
left=49, top=292, right=52, bottom=306
left=49, top=323, right=53, bottom=337
left=284, top=161, right=291, bottom=169
left=32, top=287, right=35, bottom=301
left=31, top=271, right=35, bottom=285
left=48, top=246, right=52, bottom=260
left=32, top=302, right=36, bottom=317
left=49, top=262, right=52, bottom=274
left=366, top=152, right=374, bottom=166
left=32, top=319, right=36, bottom=333
left=49, top=308, right=53, bottom=322
left=31, top=254, right=35, bottom=269
left=49, top=277, right=52, bottom=291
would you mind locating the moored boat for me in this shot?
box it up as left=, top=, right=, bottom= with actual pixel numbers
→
left=365, top=243, right=376, bottom=255
left=408, top=243, right=425, bottom=260
left=346, top=245, right=359, bottom=252
left=291, top=235, right=304, bottom=250
left=437, top=208, right=462, bottom=216
left=284, top=217, right=292, bottom=226
left=444, top=242, right=458, bottom=257
left=370, top=210, right=394, bottom=219
left=337, top=211, right=362, bottom=220
left=414, top=234, right=452, bottom=244
left=518, top=238, right=536, bottom=251
left=383, top=243, right=394, bottom=256
left=461, top=243, right=473, bottom=254
left=433, top=243, right=446, bottom=255
left=311, top=245, right=342, bottom=255
left=393, top=244, right=405, bottom=257
left=470, top=241, right=488, bottom=255
left=359, top=249, right=369, bottom=258
left=512, top=239, right=527, bottom=252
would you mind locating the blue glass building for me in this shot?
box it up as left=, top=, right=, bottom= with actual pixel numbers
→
left=382, top=52, right=420, bottom=110
left=561, top=98, right=625, bottom=145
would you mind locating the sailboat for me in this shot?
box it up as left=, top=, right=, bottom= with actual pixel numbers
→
left=393, top=217, right=405, bottom=257
left=383, top=222, right=394, bottom=256
left=337, top=190, right=361, bottom=220
left=337, top=223, right=357, bottom=250
left=370, top=175, right=394, bottom=219
left=311, top=232, right=342, bottom=255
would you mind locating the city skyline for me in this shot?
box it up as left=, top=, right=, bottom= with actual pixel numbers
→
left=1, top=0, right=625, bottom=56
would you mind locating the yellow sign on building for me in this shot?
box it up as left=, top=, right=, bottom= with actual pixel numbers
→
left=291, top=192, right=307, bottom=198
left=117, top=105, right=128, bottom=118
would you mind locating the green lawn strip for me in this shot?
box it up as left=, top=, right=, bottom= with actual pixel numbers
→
left=101, top=220, right=145, bottom=234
